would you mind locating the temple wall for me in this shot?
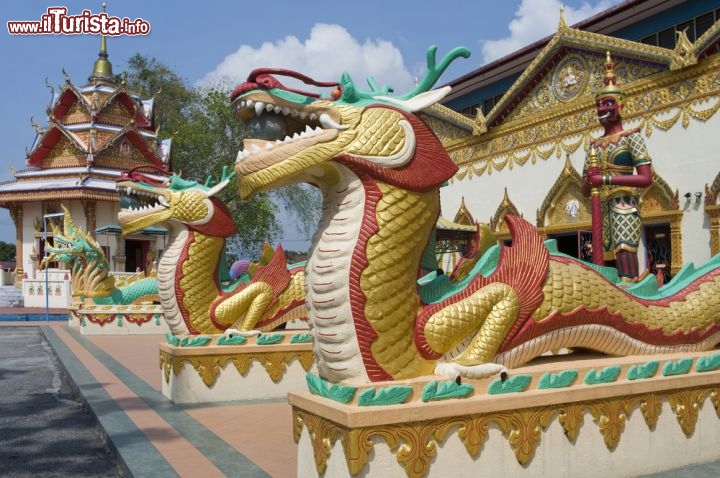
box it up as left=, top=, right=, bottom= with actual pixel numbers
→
left=441, top=110, right=720, bottom=268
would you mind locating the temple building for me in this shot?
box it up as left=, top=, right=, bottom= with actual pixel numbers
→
left=423, top=0, right=720, bottom=282
left=0, top=37, right=171, bottom=284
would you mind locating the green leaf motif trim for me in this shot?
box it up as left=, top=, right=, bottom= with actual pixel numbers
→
left=537, top=370, right=578, bottom=389
left=306, top=373, right=357, bottom=404
left=627, top=361, right=659, bottom=380
left=257, top=333, right=284, bottom=345
left=216, top=335, right=248, bottom=346
left=662, top=358, right=694, bottom=376
left=584, top=365, right=621, bottom=385
left=290, top=333, right=312, bottom=344
left=166, top=333, right=180, bottom=346
left=421, top=380, right=474, bottom=401
left=117, top=315, right=123, bottom=327
left=179, top=336, right=212, bottom=347
left=488, top=374, right=532, bottom=395
left=696, top=353, right=720, bottom=372
left=358, top=386, right=413, bottom=406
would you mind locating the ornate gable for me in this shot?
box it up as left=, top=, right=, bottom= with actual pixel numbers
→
left=536, top=155, right=590, bottom=233
left=487, top=17, right=673, bottom=128
left=489, top=188, right=521, bottom=237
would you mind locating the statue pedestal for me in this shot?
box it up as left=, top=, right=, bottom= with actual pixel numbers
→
left=290, top=350, right=720, bottom=478
left=78, top=305, right=168, bottom=335
left=159, top=331, right=314, bottom=403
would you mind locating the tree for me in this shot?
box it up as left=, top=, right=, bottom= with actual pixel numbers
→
left=121, top=55, right=320, bottom=257
left=0, top=241, right=16, bottom=261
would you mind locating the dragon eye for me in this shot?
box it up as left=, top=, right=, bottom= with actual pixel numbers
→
left=246, top=112, right=288, bottom=141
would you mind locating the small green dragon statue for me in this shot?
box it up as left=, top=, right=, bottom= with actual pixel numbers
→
left=42, top=205, right=159, bottom=305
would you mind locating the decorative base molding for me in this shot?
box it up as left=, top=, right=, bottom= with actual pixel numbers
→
left=78, top=305, right=168, bottom=335
left=290, top=350, right=720, bottom=477
left=159, top=331, right=314, bottom=403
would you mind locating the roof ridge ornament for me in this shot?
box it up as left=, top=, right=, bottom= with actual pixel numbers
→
left=670, top=29, right=697, bottom=70
left=88, top=2, right=115, bottom=85
left=557, top=5, right=568, bottom=32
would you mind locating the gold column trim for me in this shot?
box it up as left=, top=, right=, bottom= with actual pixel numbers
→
left=294, top=386, right=720, bottom=477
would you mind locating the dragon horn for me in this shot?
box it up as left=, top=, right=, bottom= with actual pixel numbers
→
left=206, top=166, right=236, bottom=197
left=397, top=46, right=470, bottom=100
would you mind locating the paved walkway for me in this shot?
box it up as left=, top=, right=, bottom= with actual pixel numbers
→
left=1, top=319, right=295, bottom=478
left=1, top=312, right=719, bottom=477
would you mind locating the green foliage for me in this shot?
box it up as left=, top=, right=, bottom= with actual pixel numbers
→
left=121, top=54, right=320, bottom=258
left=0, top=241, right=15, bottom=262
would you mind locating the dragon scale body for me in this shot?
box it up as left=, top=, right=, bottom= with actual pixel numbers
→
left=308, top=164, right=439, bottom=383
left=229, top=52, right=720, bottom=383
left=118, top=171, right=307, bottom=336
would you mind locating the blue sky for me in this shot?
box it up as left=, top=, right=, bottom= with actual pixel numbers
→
left=0, top=0, right=620, bottom=245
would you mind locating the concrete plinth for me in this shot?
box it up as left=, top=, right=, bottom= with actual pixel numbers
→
left=159, top=331, right=314, bottom=403
left=290, top=350, right=720, bottom=478
left=78, top=305, right=168, bottom=335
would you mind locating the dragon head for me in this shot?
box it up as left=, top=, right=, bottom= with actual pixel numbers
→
left=231, top=46, right=469, bottom=198
left=117, top=166, right=237, bottom=238
left=42, top=205, right=101, bottom=268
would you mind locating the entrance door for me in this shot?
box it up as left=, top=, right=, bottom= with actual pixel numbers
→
left=124, top=240, right=148, bottom=273
left=644, top=224, right=671, bottom=285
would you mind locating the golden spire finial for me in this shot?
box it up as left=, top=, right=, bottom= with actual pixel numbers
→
left=558, top=5, right=568, bottom=31
left=595, top=51, right=623, bottom=101
left=88, top=2, right=114, bottom=85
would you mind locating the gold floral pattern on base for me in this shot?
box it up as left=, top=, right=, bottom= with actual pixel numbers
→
left=294, top=386, right=720, bottom=478
left=159, top=349, right=313, bottom=387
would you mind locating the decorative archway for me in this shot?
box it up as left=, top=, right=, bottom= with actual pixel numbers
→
left=490, top=188, right=521, bottom=241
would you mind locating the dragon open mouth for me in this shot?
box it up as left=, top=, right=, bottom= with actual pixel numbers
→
left=117, top=182, right=171, bottom=234
left=232, top=94, right=342, bottom=176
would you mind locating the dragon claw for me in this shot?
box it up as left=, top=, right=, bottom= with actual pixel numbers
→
left=434, top=361, right=508, bottom=381
left=223, top=328, right=261, bottom=337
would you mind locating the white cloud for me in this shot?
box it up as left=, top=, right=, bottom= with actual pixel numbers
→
left=480, top=0, right=622, bottom=64
left=198, top=23, right=415, bottom=96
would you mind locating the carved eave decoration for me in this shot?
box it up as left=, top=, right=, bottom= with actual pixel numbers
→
left=453, top=197, right=475, bottom=225
left=26, top=123, right=87, bottom=167
left=447, top=19, right=720, bottom=180
left=536, top=156, right=591, bottom=235
left=101, top=86, right=152, bottom=129
left=419, top=103, right=475, bottom=148
left=0, top=188, right=119, bottom=208
left=692, top=15, right=720, bottom=60
left=51, top=84, right=91, bottom=121
left=490, top=188, right=521, bottom=237
left=94, top=126, right=167, bottom=170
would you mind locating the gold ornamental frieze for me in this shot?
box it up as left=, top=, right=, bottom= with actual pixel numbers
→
left=159, top=344, right=314, bottom=387
left=293, top=385, right=720, bottom=478
left=446, top=55, right=720, bottom=180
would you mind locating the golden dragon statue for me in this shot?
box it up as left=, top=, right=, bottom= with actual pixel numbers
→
left=116, top=167, right=306, bottom=336
left=228, top=46, right=720, bottom=385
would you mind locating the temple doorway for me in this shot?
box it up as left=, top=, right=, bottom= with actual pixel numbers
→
left=124, top=239, right=149, bottom=273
